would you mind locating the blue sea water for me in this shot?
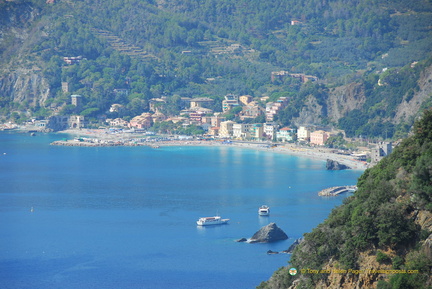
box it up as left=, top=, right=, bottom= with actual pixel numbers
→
left=0, top=132, right=363, bottom=289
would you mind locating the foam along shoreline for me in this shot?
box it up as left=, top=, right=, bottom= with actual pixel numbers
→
left=54, top=129, right=368, bottom=171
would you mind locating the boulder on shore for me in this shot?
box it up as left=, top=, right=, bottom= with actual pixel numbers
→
left=249, top=223, right=288, bottom=243
left=326, top=159, right=351, bottom=170
left=282, top=237, right=304, bottom=254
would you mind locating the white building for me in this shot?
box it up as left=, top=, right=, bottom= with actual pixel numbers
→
left=233, top=123, right=253, bottom=139
left=297, top=126, right=311, bottom=141
left=264, top=123, right=279, bottom=140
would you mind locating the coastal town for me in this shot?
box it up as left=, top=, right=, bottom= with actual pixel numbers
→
left=2, top=91, right=394, bottom=171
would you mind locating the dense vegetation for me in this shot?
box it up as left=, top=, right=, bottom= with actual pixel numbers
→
left=1, top=0, right=432, bottom=138
left=258, top=110, right=432, bottom=288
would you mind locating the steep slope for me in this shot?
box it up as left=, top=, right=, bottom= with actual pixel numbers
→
left=395, top=63, right=432, bottom=124
left=0, top=0, right=431, bottom=138
left=258, top=110, right=432, bottom=288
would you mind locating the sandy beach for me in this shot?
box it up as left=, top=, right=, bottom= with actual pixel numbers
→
left=55, top=128, right=368, bottom=171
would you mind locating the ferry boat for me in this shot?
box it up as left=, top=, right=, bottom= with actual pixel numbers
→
left=258, top=205, right=270, bottom=216
left=196, top=216, right=229, bottom=226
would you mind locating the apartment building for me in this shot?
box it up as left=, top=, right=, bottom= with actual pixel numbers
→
left=310, top=130, right=330, bottom=146
left=219, top=121, right=235, bottom=138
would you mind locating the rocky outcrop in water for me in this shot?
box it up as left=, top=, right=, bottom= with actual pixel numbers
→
left=249, top=223, right=288, bottom=243
left=283, top=237, right=304, bottom=254
left=326, top=159, right=350, bottom=170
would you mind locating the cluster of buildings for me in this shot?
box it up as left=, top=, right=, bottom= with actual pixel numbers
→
left=29, top=115, right=85, bottom=131
left=34, top=68, right=333, bottom=146
left=271, top=71, right=318, bottom=83
left=23, top=91, right=397, bottom=165
left=28, top=91, right=335, bottom=145
left=102, top=93, right=334, bottom=145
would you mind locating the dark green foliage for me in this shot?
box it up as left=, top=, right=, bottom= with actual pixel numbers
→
left=325, top=133, right=347, bottom=148
left=386, top=251, right=432, bottom=289
left=392, top=255, right=404, bottom=269
left=177, top=124, right=205, bottom=136
left=376, top=251, right=391, bottom=264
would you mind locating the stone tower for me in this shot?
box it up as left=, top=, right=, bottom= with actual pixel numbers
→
left=71, top=95, right=82, bottom=108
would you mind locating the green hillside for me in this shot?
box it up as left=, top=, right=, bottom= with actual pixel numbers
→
left=258, top=109, right=432, bottom=288
left=1, top=0, right=432, bottom=137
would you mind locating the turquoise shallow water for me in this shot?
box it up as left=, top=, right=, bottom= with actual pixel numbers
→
left=0, top=132, right=362, bottom=289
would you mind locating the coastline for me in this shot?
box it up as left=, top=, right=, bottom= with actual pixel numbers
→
left=52, top=128, right=368, bottom=171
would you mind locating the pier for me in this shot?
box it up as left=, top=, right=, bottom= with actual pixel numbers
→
left=318, top=185, right=357, bottom=196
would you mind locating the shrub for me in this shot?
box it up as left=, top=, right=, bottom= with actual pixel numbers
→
left=376, top=250, right=391, bottom=264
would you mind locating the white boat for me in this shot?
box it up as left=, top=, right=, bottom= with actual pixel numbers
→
left=258, top=205, right=270, bottom=216
left=196, top=216, right=229, bottom=226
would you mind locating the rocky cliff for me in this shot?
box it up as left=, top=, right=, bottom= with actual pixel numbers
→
left=0, top=1, right=50, bottom=112
left=395, top=64, right=432, bottom=123
left=326, top=82, right=366, bottom=123
left=0, top=68, right=50, bottom=107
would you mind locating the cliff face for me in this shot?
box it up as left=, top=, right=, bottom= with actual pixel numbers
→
left=394, top=64, right=432, bottom=123
left=326, top=82, right=366, bottom=123
left=292, top=94, right=326, bottom=126
left=0, top=68, right=50, bottom=107
left=294, top=61, right=432, bottom=129
left=0, top=1, right=49, bottom=111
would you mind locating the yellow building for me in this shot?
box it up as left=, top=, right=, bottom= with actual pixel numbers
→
left=219, top=121, right=235, bottom=138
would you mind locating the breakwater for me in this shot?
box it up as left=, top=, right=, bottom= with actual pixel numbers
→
left=318, top=185, right=357, bottom=196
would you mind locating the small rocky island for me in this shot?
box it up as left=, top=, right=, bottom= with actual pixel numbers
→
left=326, top=159, right=351, bottom=170
left=237, top=223, right=288, bottom=243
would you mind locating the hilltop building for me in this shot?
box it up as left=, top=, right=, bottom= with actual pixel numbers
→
left=271, top=71, right=318, bottom=83
left=239, top=95, right=253, bottom=105
left=189, top=97, right=214, bottom=109
left=61, top=82, right=69, bottom=93
left=113, top=89, right=129, bottom=98
left=63, top=56, right=82, bottom=65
